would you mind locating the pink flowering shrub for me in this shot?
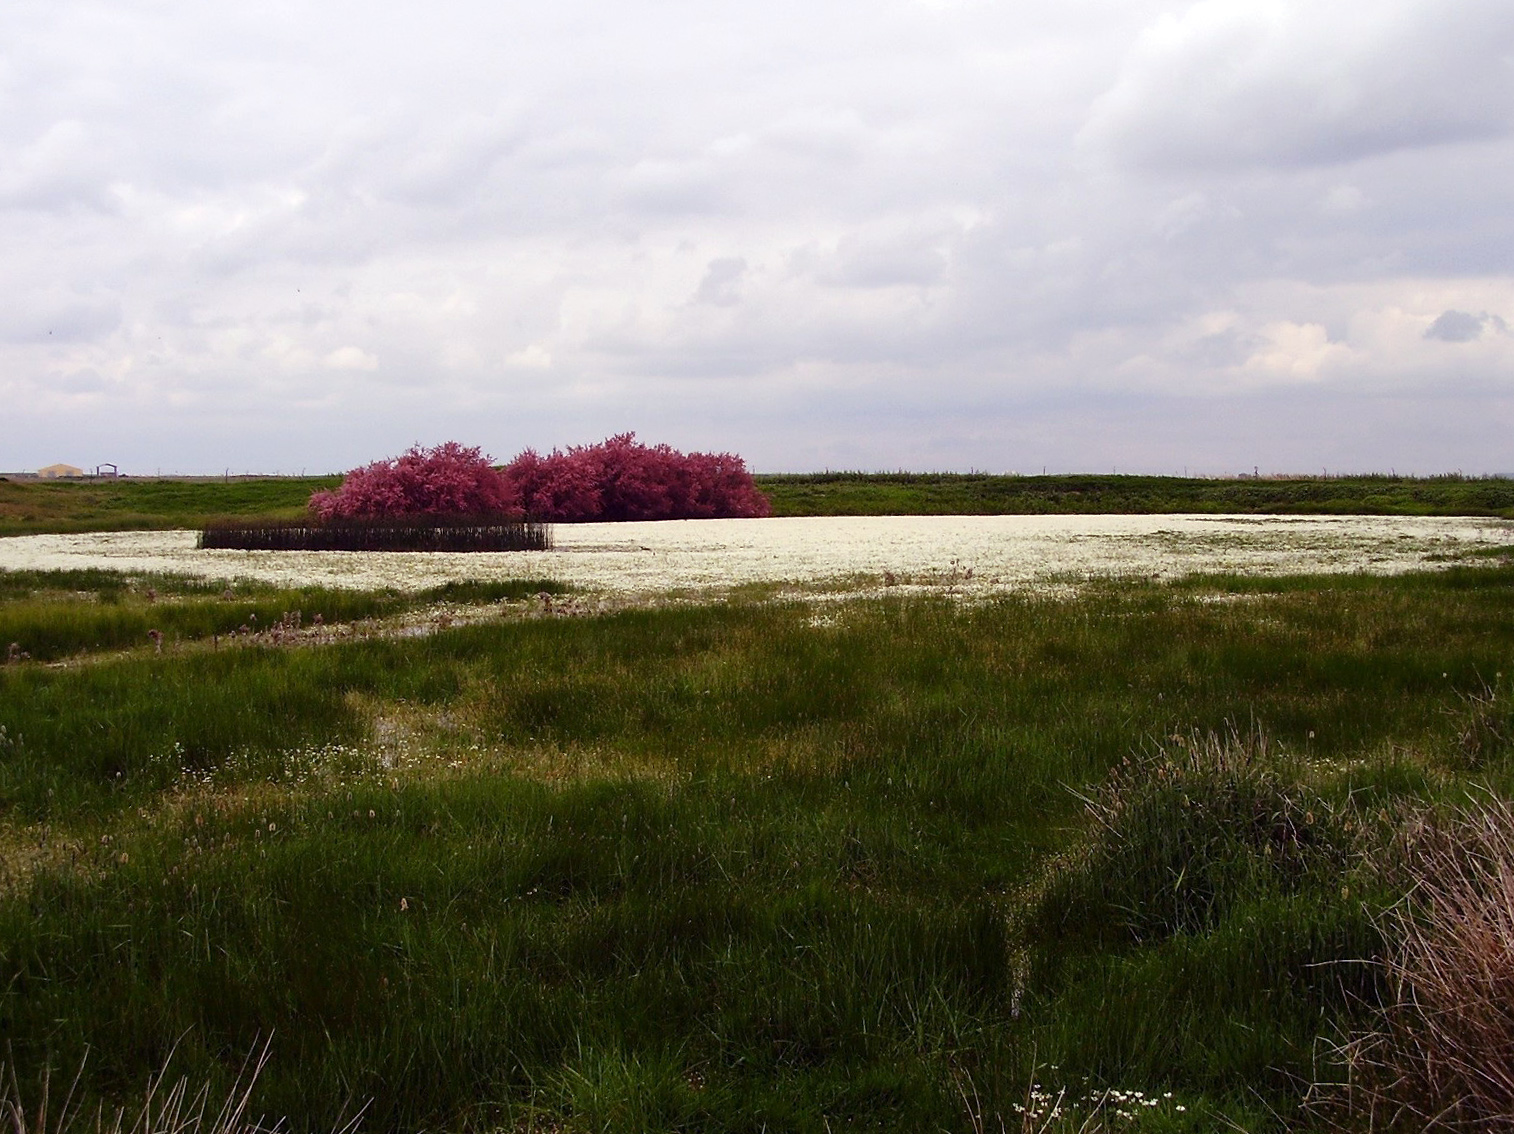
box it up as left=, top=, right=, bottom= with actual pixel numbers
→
left=309, top=442, right=521, bottom=520
left=311, top=435, right=769, bottom=523
left=500, top=433, right=770, bottom=521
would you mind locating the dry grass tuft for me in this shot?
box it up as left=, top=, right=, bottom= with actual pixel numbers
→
left=0, top=826, right=89, bottom=897
left=1453, top=673, right=1511, bottom=770
left=1337, top=798, right=1514, bottom=1130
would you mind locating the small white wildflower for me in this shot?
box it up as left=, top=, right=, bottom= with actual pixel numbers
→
left=0, top=517, right=1498, bottom=599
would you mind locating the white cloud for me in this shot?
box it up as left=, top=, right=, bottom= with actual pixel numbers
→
left=323, top=346, right=378, bottom=370
left=1241, top=321, right=1356, bottom=380
left=0, top=0, right=1510, bottom=475
left=505, top=344, right=553, bottom=369
left=1321, top=184, right=1369, bottom=215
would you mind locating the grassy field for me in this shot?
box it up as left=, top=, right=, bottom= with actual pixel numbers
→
left=758, top=472, right=1514, bottom=519
left=3, top=559, right=1513, bottom=1131
left=0, top=476, right=338, bottom=536
left=2, top=472, right=1512, bottom=536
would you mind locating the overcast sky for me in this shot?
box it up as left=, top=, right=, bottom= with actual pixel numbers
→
left=4, top=0, right=1512, bottom=475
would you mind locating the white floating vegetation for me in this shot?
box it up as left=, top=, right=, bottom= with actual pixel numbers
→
left=0, top=514, right=1508, bottom=599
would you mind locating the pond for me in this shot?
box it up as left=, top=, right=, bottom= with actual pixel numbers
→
left=2, top=514, right=1508, bottom=598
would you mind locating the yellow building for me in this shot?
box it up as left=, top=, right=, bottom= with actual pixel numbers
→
left=38, top=463, right=85, bottom=478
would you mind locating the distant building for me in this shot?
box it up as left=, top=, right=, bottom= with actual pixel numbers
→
left=38, top=463, right=85, bottom=478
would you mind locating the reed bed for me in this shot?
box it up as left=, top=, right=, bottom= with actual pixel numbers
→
left=198, top=517, right=551, bottom=553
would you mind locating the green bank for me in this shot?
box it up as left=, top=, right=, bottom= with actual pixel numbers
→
left=757, top=471, right=1514, bottom=519
left=0, top=475, right=338, bottom=536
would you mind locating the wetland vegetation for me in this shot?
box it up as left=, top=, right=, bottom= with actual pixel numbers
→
left=3, top=552, right=1514, bottom=1131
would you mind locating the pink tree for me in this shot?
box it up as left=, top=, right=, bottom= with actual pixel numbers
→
left=310, top=442, right=522, bottom=520
left=498, top=446, right=604, bottom=522
left=499, top=433, right=770, bottom=521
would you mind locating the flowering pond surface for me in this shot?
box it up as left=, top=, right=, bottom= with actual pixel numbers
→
left=2, top=514, right=1509, bottom=598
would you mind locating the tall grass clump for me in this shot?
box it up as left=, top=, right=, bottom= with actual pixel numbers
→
left=1450, top=672, right=1513, bottom=772
left=1021, top=730, right=1393, bottom=1098
left=1027, top=730, right=1376, bottom=939
left=1339, top=797, right=1514, bottom=1131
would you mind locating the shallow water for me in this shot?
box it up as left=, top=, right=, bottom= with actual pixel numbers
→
left=2, top=514, right=1508, bottom=598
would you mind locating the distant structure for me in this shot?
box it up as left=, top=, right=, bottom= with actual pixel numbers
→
left=38, top=463, right=85, bottom=479
left=95, top=463, right=119, bottom=477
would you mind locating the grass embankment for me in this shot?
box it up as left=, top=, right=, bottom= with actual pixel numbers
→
left=0, top=476, right=337, bottom=536
left=2, top=472, right=1512, bottom=536
left=757, top=472, right=1514, bottom=518
left=2, top=564, right=1513, bottom=1130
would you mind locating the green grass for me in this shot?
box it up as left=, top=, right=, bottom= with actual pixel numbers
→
left=2, top=471, right=1512, bottom=536
left=2, top=565, right=1513, bottom=1131
left=0, top=572, right=571, bottom=663
left=756, top=471, right=1514, bottom=518
left=0, top=476, right=337, bottom=535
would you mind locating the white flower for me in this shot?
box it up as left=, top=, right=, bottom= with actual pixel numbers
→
left=0, top=515, right=1503, bottom=600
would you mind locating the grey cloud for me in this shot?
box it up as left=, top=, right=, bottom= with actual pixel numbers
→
left=808, top=230, right=951, bottom=289
left=1424, top=309, right=1509, bottom=341
left=694, top=258, right=747, bottom=307
left=0, top=289, right=121, bottom=344
left=379, top=112, right=529, bottom=208
left=1177, top=328, right=1259, bottom=369
left=1083, top=0, right=1514, bottom=171
left=617, top=159, right=730, bottom=216
left=757, top=107, right=872, bottom=163
left=0, top=120, right=122, bottom=213
left=53, top=369, right=109, bottom=394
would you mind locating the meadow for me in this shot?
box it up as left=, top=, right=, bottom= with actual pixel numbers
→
left=3, top=536, right=1514, bottom=1132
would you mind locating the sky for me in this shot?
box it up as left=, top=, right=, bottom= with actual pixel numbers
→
left=3, top=0, right=1512, bottom=476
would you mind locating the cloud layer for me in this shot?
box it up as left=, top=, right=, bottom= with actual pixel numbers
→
left=3, top=0, right=1511, bottom=474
